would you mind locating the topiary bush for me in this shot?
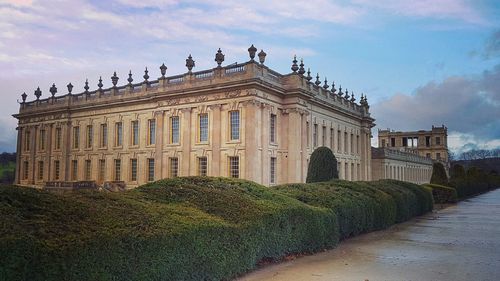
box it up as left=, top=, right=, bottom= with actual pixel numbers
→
left=450, top=164, right=466, bottom=180
left=306, top=146, right=339, bottom=183
left=430, top=162, right=448, bottom=186
left=423, top=183, right=458, bottom=203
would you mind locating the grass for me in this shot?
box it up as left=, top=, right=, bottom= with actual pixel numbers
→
left=0, top=177, right=433, bottom=281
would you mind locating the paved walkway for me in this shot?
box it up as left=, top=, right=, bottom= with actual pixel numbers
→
left=238, top=189, right=500, bottom=281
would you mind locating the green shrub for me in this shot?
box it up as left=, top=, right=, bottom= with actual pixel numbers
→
left=449, top=166, right=500, bottom=198
left=450, top=164, right=466, bottom=180
left=430, top=162, right=448, bottom=186
left=423, top=183, right=458, bottom=203
left=306, top=147, right=338, bottom=183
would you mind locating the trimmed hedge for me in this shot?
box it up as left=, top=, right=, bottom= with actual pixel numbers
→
left=0, top=177, right=433, bottom=281
left=306, top=146, right=339, bottom=183
left=424, top=183, right=458, bottom=203
left=449, top=167, right=500, bottom=198
left=430, top=162, right=448, bottom=186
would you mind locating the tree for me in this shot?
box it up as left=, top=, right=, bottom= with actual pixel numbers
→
left=306, top=146, right=339, bottom=183
left=430, top=162, right=448, bottom=186
left=450, top=164, right=466, bottom=179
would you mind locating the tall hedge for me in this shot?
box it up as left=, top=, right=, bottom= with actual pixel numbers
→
left=450, top=164, right=466, bottom=180
left=430, top=162, right=448, bottom=186
left=306, top=146, right=339, bottom=183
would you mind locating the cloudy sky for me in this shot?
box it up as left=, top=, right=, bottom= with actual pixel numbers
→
left=0, top=0, right=499, bottom=154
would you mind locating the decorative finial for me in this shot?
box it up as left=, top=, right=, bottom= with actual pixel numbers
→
left=143, top=67, right=149, bottom=82
left=338, top=85, right=343, bottom=97
left=291, top=55, right=299, bottom=73
left=97, top=77, right=103, bottom=90
left=186, top=54, right=195, bottom=72
left=21, top=92, right=27, bottom=103
left=323, top=77, right=329, bottom=89
left=350, top=92, right=356, bottom=102
left=306, top=68, right=312, bottom=81
left=84, top=79, right=89, bottom=92
left=215, top=48, right=225, bottom=67
left=258, top=49, right=266, bottom=64
left=34, top=87, right=42, bottom=100
left=49, top=83, right=57, bottom=97
left=345, top=88, right=349, bottom=99
left=67, top=83, right=74, bottom=94
left=315, top=73, right=321, bottom=86
left=331, top=81, right=336, bottom=94
left=364, top=95, right=369, bottom=107
left=160, top=63, right=167, bottom=78
left=127, top=70, right=133, bottom=85
left=298, top=59, right=305, bottom=75
left=111, top=71, right=119, bottom=87
left=248, top=44, right=257, bottom=61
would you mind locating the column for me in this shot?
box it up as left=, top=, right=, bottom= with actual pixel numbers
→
left=45, top=124, right=53, bottom=182
left=154, top=110, right=164, bottom=180
left=244, top=100, right=260, bottom=183
left=286, top=108, right=303, bottom=183
left=14, top=126, right=22, bottom=184
left=64, top=121, right=72, bottom=182
left=180, top=108, right=192, bottom=176
left=30, top=126, right=36, bottom=184
left=209, top=104, right=222, bottom=177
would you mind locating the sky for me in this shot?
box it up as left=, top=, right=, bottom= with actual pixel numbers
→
left=0, top=0, right=499, bottom=155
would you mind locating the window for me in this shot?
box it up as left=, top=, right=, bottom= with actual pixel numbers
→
left=381, top=139, right=386, bottom=147
left=130, top=159, right=137, bottom=181
left=39, top=129, right=46, bottom=151
left=229, top=156, right=239, bottom=178
left=351, top=163, right=354, bottom=181
left=86, top=125, right=93, bottom=148
left=148, top=158, right=155, bottom=182
left=402, top=137, right=408, bottom=147
left=73, top=126, right=80, bottom=149
left=23, top=161, right=29, bottom=180
left=437, top=153, right=441, bottom=160
left=169, top=157, right=178, bottom=178
left=345, top=162, right=348, bottom=180
left=426, top=153, right=431, bottom=158
left=148, top=119, right=156, bottom=145
left=115, top=122, right=123, bottom=147
left=313, top=124, right=318, bottom=147
left=330, top=128, right=334, bottom=149
left=171, top=116, right=180, bottom=143
left=99, top=160, right=106, bottom=182
left=351, top=133, right=354, bottom=154
left=198, top=157, right=207, bottom=176
left=270, top=157, right=276, bottom=184
left=306, top=122, right=310, bottom=147
left=270, top=114, right=276, bottom=143
left=199, top=114, right=209, bottom=142
left=425, top=136, right=431, bottom=147
left=71, top=160, right=78, bottom=181
left=229, top=111, right=240, bottom=140
left=24, top=130, right=31, bottom=152
left=322, top=126, right=326, bottom=146
left=436, top=137, right=441, bottom=145
left=357, top=163, right=361, bottom=180
left=38, top=161, right=44, bottom=180
left=356, top=135, right=360, bottom=154
left=54, top=160, right=60, bottom=180
left=85, top=160, right=91, bottom=181
left=391, top=137, right=395, bottom=147
left=131, top=121, right=139, bottom=146
left=344, top=132, right=348, bottom=153
left=114, top=159, right=121, bottom=181
left=338, top=161, right=342, bottom=179
left=55, top=128, right=61, bottom=150
left=337, top=130, right=341, bottom=152
left=100, top=124, right=108, bottom=147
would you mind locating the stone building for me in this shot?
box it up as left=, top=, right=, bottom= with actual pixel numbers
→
left=371, top=147, right=433, bottom=184
left=378, top=125, right=449, bottom=163
left=13, top=46, right=375, bottom=188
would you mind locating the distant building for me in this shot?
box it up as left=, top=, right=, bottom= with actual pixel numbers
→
left=371, top=147, right=433, bottom=184
left=13, top=46, right=375, bottom=188
left=378, top=125, right=449, bottom=164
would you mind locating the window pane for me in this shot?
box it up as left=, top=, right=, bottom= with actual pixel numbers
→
left=313, top=124, right=318, bottom=147
left=229, top=156, right=239, bottom=178
left=114, top=159, right=121, bottom=181
left=40, top=130, right=46, bottom=150
left=73, top=127, right=80, bottom=149
left=132, top=121, right=139, bottom=146
left=54, top=160, right=60, bottom=180
left=148, top=158, right=155, bottom=181
left=230, top=111, right=240, bottom=140
left=199, top=114, right=208, bottom=142
left=55, top=128, right=61, bottom=150
left=116, top=123, right=123, bottom=146
left=87, top=125, right=93, bottom=148
left=270, top=157, right=276, bottom=184
left=170, top=157, right=178, bottom=177
left=149, top=120, right=156, bottom=145
left=171, top=117, right=180, bottom=143
left=131, top=159, right=137, bottom=181
left=99, top=160, right=106, bottom=182
left=198, top=157, right=207, bottom=176
left=85, top=160, right=91, bottom=181
left=38, top=161, right=44, bottom=180
left=72, top=160, right=78, bottom=181
left=101, top=124, right=107, bottom=147
left=270, top=114, right=276, bottom=143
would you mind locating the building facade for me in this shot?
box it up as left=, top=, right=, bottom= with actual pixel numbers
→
left=13, top=46, right=375, bottom=188
left=378, top=125, right=449, bottom=163
left=371, top=147, right=433, bottom=184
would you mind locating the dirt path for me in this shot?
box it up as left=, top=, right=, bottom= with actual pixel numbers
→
left=238, top=189, right=500, bottom=281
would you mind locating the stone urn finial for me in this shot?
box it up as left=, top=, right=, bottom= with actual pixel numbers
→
left=128, top=70, right=133, bottom=85
left=97, top=77, right=103, bottom=90
left=49, top=83, right=57, bottom=97
left=306, top=68, right=312, bottom=81
left=67, top=83, right=74, bottom=94
left=84, top=79, right=89, bottom=92
left=323, top=78, right=329, bottom=89
left=331, top=81, right=336, bottom=94
left=34, top=87, right=42, bottom=100
left=111, top=71, right=119, bottom=87
left=143, top=67, right=149, bottom=82
left=160, top=63, right=167, bottom=78
left=258, top=49, right=266, bottom=64
left=338, top=85, right=343, bottom=97
left=315, top=73, right=321, bottom=86
left=186, top=54, right=195, bottom=73
left=291, top=55, right=299, bottom=73
left=298, top=59, right=305, bottom=75
left=248, top=44, right=257, bottom=61
left=21, top=92, right=27, bottom=103
left=215, top=48, right=225, bottom=67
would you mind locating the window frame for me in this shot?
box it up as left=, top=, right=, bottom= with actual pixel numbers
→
left=229, top=110, right=240, bottom=141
